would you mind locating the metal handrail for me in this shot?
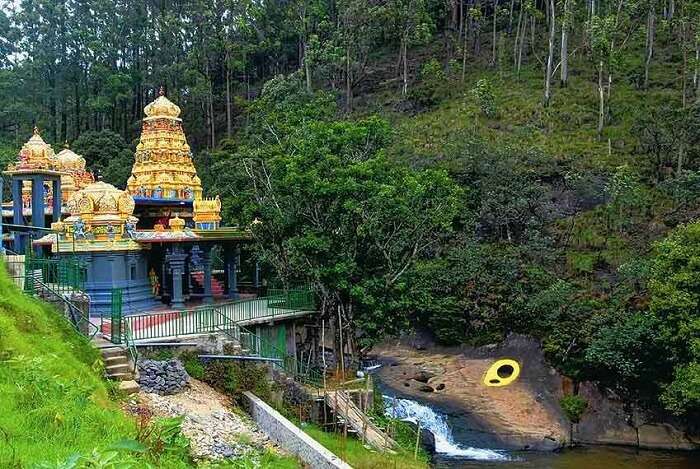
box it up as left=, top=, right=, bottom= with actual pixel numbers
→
left=214, top=308, right=324, bottom=388
left=31, top=276, right=99, bottom=340
left=122, top=321, right=139, bottom=372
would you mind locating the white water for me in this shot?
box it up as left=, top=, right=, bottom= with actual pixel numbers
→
left=384, top=395, right=510, bottom=461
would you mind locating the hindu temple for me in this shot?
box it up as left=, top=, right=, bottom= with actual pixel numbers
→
left=1, top=88, right=251, bottom=315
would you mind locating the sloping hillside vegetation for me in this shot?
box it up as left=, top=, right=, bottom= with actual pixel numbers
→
left=0, top=264, right=192, bottom=468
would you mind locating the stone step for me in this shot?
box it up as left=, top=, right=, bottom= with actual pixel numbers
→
left=100, top=347, right=128, bottom=359
left=106, top=363, right=132, bottom=375
left=108, top=372, right=135, bottom=381
left=105, top=355, right=129, bottom=366
left=118, top=380, right=140, bottom=395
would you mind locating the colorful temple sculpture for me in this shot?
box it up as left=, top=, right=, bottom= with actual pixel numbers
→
left=2, top=89, right=251, bottom=315
left=54, top=143, right=95, bottom=201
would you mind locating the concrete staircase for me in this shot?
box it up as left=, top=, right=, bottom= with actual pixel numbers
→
left=191, top=271, right=225, bottom=296
left=93, top=337, right=140, bottom=394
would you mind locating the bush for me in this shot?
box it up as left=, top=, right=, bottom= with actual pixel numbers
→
left=470, top=78, right=496, bottom=118
left=408, top=59, right=447, bottom=109
left=560, top=395, right=588, bottom=423
left=180, top=351, right=205, bottom=380
left=201, top=360, right=273, bottom=402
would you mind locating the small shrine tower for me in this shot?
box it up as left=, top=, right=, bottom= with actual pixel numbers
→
left=2, top=128, right=62, bottom=252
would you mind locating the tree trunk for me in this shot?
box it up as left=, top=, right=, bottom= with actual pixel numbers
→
left=303, top=40, right=312, bottom=93
left=517, top=12, right=527, bottom=76
left=508, top=0, right=515, bottom=34
left=225, top=51, right=232, bottom=138
left=491, top=0, right=499, bottom=66
left=544, top=0, right=555, bottom=106
left=345, top=45, right=353, bottom=111
left=401, top=37, right=408, bottom=96
left=560, top=0, right=569, bottom=86
left=681, top=21, right=687, bottom=108
left=74, top=82, right=81, bottom=138
left=462, top=17, right=469, bottom=82
left=513, top=3, right=523, bottom=69
left=644, top=7, right=655, bottom=89
left=597, top=60, right=605, bottom=137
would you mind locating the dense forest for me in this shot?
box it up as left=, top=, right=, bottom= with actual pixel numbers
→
left=1, top=0, right=699, bottom=422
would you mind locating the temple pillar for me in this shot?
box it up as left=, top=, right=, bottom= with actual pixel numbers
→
left=31, top=176, right=45, bottom=229
left=201, top=245, right=213, bottom=304
left=51, top=179, right=61, bottom=222
left=11, top=178, right=24, bottom=252
left=166, top=245, right=187, bottom=310
left=225, top=245, right=240, bottom=300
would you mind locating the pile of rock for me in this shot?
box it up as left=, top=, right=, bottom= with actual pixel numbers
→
left=137, top=359, right=189, bottom=395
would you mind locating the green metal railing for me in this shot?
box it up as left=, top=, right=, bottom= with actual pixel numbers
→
left=3, top=251, right=86, bottom=298
left=123, top=288, right=316, bottom=342
left=214, top=311, right=324, bottom=388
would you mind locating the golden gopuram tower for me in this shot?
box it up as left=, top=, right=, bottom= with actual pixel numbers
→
left=127, top=87, right=203, bottom=203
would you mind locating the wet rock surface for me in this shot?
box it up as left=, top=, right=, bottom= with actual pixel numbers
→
left=139, top=379, right=274, bottom=461
left=374, top=333, right=700, bottom=451
left=374, top=334, right=569, bottom=451
left=137, top=359, right=189, bottom=395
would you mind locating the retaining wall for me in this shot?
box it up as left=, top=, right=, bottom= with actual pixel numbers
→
left=242, top=391, right=352, bottom=469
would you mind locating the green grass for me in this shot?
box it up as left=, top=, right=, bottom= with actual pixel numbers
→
left=303, top=424, right=429, bottom=469
left=0, top=263, right=300, bottom=468
left=0, top=262, right=139, bottom=467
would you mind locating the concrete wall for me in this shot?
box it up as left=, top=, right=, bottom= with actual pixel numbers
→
left=242, top=391, right=352, bottom=469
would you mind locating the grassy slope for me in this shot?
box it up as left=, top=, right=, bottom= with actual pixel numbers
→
left=303, top=424, right=429, bottom=469
left=356, top=39, right=681, bottom=175
left=355, top=40, right=686, bottom=283
left=0, top=263, right=136, bottom=467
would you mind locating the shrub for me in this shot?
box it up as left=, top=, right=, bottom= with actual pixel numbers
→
left=560, top=395, right=588, bottom=423
left=180, top=351, right=205, bottom=380
left=201, top=360, right=272, bottom=402
left=470, top=78, right=496, bottom=117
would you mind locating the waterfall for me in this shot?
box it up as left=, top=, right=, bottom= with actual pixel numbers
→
left=384, top=395, right=510, bottom=461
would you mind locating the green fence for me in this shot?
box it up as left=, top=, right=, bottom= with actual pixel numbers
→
left=217, top=318, right=323, bottom=388
left=3, top=253, right=86, bottom=297
left=123, top=287, right=317, bottom=342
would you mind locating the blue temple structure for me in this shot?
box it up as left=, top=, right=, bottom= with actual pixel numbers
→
left=2, top=89, right=253, bottom=316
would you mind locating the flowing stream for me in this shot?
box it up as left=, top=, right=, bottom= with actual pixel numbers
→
left=384, top=395, right=510, bottom=461
left=382, top=395, right=700, bottom=468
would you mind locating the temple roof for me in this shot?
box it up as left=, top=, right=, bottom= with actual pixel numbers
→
left=143, top=87, right=182, bottom=120
left=55, top=144, right=86, bottom=171
left=126, top=87, right=204, bottom=204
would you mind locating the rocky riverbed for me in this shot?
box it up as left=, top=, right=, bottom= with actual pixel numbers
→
left=372, top=333, right=700, bottom=452
left=138, top=379, right=278, bottom=461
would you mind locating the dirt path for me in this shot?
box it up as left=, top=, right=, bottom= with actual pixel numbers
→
left=138, top=379, right=275, bottom=461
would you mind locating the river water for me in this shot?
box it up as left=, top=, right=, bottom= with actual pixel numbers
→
left=384, top=396, right=700, bottom=469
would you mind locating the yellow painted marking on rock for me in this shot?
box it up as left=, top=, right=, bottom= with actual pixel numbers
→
left=483, top=359, right=520, bottom=387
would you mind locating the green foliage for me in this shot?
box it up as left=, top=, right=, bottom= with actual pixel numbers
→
left=408, top=58, right=447, bottom=108
left=303, top=424, right=428, bottom=469
left=0, top=263, right=192, bottom=468
left=559, top=395, right=588, bottom=423
left=201, top=360, right=273, bottom=402
left=214, top=76, right=463, bottom=345
left=470, top=78, right=496, bottom=118
left=180, top=351, right=205, bottom=380
left=71, top=130, right=133, bottom=186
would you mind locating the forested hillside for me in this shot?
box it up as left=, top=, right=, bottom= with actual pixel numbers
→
left=0, top=0, right=699, bottom=423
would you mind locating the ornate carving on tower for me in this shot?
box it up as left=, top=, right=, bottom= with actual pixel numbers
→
left=127, top=87, right=203, bottom=201
left=54, top=143, right=95, bottom=201
left=193, top=196, right=222, bottom=230
left=6, top=127, right=56, bottom=171
left=63, top=180, right=139, bottom=245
